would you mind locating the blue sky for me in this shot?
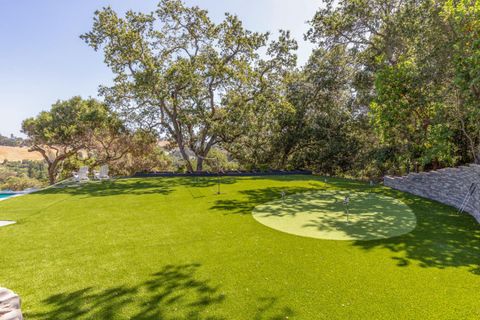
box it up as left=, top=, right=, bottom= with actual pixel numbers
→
left=0, top=0, right=320, bottom=136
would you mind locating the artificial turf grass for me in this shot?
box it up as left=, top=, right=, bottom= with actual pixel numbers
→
left=252, top=190, right=416, bottom=240
left=0, top=175, right=478, bottom=319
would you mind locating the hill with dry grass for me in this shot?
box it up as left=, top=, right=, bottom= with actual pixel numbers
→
left=0, top=146, right=43, bottom=162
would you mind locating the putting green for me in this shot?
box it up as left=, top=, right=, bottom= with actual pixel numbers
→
left=252, top=190, right=416, bottom=240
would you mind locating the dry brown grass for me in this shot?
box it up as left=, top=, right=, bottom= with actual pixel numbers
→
left=0, top=146, right=43, bottom=162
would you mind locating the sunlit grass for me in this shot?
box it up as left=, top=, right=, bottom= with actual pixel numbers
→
left=0, top=175, right=478, bottom=319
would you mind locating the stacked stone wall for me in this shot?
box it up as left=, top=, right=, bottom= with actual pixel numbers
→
left=0, top=288, right=22, bottom=320
left=384, top=164, right=480, bottom=223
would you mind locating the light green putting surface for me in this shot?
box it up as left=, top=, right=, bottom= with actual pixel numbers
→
left=252, top=190, right=416, bottom=240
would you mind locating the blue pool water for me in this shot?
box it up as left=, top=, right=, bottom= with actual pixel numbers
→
left=0, top=193, right=15, bottom=200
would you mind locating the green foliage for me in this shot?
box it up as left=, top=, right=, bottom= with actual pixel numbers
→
left=22, top=97, right=133, bottom=184
left=1, top=160, right=47, bottom=180
left=265, top=45, right=364, bottom=175
left=371, top=60, right=457, bottom=168
left=307, top=0, right=480, bottom=174
left=442, top=0, right=480, bottom=162
left=0, top=160, right=47, bottom=191
left=22, top=97, right=112, bottom=149
left=1, top=175, right=43, bottom=191
left=0, top=134, right=28, bottom=147
left=17, top=0, right=480, bottom=179
left=82, top=0, right=297, bottom=172
left=110, top=145, right=176, bottom=176
left=200, top=148, right=239, bottom=172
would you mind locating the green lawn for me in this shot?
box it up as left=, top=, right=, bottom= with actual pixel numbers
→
left=0, top=175, right=479, bottom=319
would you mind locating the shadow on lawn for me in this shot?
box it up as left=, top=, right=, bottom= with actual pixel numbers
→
left=28, top=263, right=223, bottom=320
left=28, top=263, right=294, bottom=320
left=39, top=177, right=238, bottom=198
left=211, top=186, right=325, bottom=215
left=323, top=180, right=480, bottom=275
left=210, top=175, right=368, bottom=216
left=37, top=179, right=173, bottom=198
left=352, top=187, right=480, bottom=275
left=213, top=178, right=480, bottom=275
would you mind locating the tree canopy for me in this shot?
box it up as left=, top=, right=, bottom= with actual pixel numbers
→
left=21, top=0, right=480, bottom=180
left=82, top=0, right=297, bottom=172
left=306, top=0, right=480, bottom=173
left=22, top=97, right=132, bottom=184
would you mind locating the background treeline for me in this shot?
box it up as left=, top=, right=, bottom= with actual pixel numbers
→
left=0, top=135, right=46, bottom=190
left=18, top=0, right=480, bottom=185
left=300, top=0, right=480, bottom=177
left=0, top=160, right=46, bottom=191
left=231, top=0, right=480, bottom=178
left=0, top=134, right=29, bottom=147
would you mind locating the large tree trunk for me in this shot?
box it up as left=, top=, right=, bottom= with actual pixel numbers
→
left=279, top=144, right=293, bottom=169
left=194, top=136, right=217, bottom=172
left=196, top=156, right=204, bottom=172
left=178, top=146, right=194, bottom=172
left=173, top=135, right=194, bottom=172
left=28, top=145, right=58, bottom=185
left=47, top=164, right=57, bottom=185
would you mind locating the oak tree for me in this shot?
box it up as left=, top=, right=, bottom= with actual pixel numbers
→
left=82, top=0, right=296, bottom=172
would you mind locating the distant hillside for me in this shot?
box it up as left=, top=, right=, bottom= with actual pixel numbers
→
left=0, top=146, right=43, bottom=162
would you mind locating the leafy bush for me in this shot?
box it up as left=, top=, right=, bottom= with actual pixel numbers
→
left=203, top=149, right=239, bottom=172
left=0, top=160, right=47, bottom=191
left=1, top=176, right=43, bottom=191
left=1, top=160, right=47, bottom=181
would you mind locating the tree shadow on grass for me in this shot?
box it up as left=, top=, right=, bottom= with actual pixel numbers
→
left=212, top=178, right=480, bottom=275
left=28, top=263, right=224, bottom=320
left=210, top=175, right=367, bottom=216
left=254, top=296, right=295, bottom=320
left=186, top=176, right=238, bottom=188
left=352, top=188, right=480, bottom=275
left=39, top=177, right=238, bottom=198
left=211, top=186, right=324, bottom=215
left=284, top=191, right=417, bottom=240
left=40, top=179, right=175, bottom=198
left=28, top=263, right=294, bottom=320
left=183, top=177, right=238, bottom=199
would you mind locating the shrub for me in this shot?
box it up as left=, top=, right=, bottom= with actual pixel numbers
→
left=1, top=176, right=43, bottom=191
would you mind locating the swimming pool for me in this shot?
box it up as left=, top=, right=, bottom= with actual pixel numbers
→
left=0, top=193, right=16, bottom=200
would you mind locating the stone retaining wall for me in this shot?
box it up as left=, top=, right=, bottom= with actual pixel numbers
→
left=384, top=164, right=480, bottom=223
left=0, top=288, right=22, bottom=320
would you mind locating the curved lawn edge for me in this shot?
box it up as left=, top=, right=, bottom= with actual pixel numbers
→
left=252, top=190, right=417, bottom=241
